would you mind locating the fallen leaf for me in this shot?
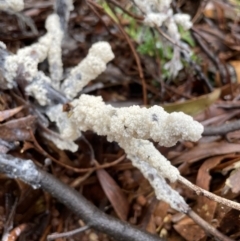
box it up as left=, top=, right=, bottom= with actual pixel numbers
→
left=96, top=168, right=129, bottom=221
left=172, top=142, right=240, bottom=165
left=146, top=215, right=156, bottom=234
left=219, top=209, right=240, bottom=235
left=161, top=89, right=221, bottom=116
left=196, top=155, right=227, bottom=222
left=196, top=155, right=230, bottom=189
left=174, top=217, right=205, bottom=241
left=0, top=116, right=36, bottom=141
left=0, top=106, right=23, bottom=122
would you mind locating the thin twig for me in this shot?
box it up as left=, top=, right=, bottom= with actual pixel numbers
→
left=30, top=129, right=125, bottom=173
left=178, top=176, right=240, bottom=212
left=47, top=225, right=90, bottom=240
left=104, top=2, right=148, bottom=105
left=70, top=170, right=94, bottom=188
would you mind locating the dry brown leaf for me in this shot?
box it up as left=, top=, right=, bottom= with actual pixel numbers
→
left=0, top=115, right=36, bottom=141
left=196, top=155, right=226, bottom=223
left=172, top=142, right=240, bottom=165
left=173, top=217, right=205, bottom=241
left=146, top=215, right=157, bottom=234
left=196, top=155, right=231, bottom=189
left=96, top=168, right=129, bottom=221
left=0, top=106, right=23, bottom=122
left=201, top=109, right=240, bottom=126
left=219, top=209, right=240, bottom=236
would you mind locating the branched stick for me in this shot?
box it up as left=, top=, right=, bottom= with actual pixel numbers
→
left=0, top=154, right=163, bottom=241
left=0, top=154, right=234, bottom=241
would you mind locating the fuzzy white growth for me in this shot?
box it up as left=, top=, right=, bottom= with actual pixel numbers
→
left=4, top=46, right=42, bottom=87
left=42, top=130, right=78, bottom=152
left=134, top=0, right=192, bottom=31
left=67, top=94, right=203, bottom=209
left=69, top=94, right=203, bottom=182
left=0, top=41, right=6, bottom=49
left=3, top=32, right=52, bottom=87
left=164, top=44, right=183, bottom=79
left=25, top=71, right=52, bottom=106
left=174, top=13, right=192, bottom=30
left=0, top=0, right=24, bottom=12
left=3, top=13, right=62, bottom=89
left=66, top=0, right=74, bottom=12
left=71, top=95, right=203, bottom=147
left=0, top=42, right=11, bottom=89
left=144, top=12, right=169, bottom=27
left=61, top=42, right=115, bottom=99
left=132, top=157, right=189, bottom=213
left=46, top=14, right=64, bottom=89
left=134, top=0, right=192, bottom=77
left=46, top=104, right=81, bottom=141
left=2, top=54, right=18, bottom=89
left=121, top=138, right=180, bottom=182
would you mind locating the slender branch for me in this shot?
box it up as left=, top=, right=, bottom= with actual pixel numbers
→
left=179, top=176, right=240, bottom=212
left=47, top=225, right=90, bottom=240
left=203, top=119, right=240, bottom=136
left=39, top=169, right=163, bottom=241
left=0, top=154, right=163, bottom=241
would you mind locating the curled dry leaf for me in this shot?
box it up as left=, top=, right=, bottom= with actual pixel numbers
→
left=96, top=168, right=129, bottom=221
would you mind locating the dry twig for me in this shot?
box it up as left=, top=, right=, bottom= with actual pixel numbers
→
left=179, top=176, right=240, bottom=212
left=203, top=119, right=240, bottom=136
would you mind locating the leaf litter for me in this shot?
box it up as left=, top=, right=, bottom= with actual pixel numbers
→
left=1, top=0, right=240, bottom=240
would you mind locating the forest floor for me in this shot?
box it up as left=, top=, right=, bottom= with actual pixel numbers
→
left=1, top=0, right=240, bottom=240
